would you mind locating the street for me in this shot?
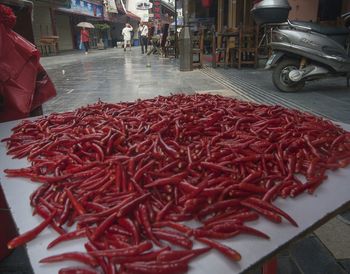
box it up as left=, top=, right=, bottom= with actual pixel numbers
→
left=41, top=48, right=350, bottom=124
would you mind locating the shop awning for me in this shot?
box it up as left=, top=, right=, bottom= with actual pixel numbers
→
left=1, top=0, right=33, bottom=8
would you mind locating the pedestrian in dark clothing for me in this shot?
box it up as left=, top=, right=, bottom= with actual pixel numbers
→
left=138, top=22, right=149, bottom=54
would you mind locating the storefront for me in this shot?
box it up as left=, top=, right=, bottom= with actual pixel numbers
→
left=55, top=0, right=104, bottom=50
left=32, top=2, right=54, bottom=45
left=54, top=12, right=74, bottom=50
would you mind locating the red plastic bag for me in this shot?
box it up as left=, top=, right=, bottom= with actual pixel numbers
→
left=0, top=4, right=56, bottom=123
left=32, top=64, right=56, bottom=111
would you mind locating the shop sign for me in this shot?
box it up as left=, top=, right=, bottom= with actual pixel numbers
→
left=136, top=0, right=153, bottom=10
left=153, top=0, right=161, bottom=20
left=58, top=0, right=103, bottom=17
left=104, top=0, right=118, bottom=13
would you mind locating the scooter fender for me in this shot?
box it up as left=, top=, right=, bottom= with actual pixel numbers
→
left=265, top=51, right=285, bottom=69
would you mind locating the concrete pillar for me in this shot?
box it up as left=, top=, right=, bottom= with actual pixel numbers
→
left=228, top=0, right=237, bottom=28
left=179, top=0, right=192, bottom=71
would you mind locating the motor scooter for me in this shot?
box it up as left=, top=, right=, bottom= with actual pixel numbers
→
left=252, top=0, right=350, bottom=92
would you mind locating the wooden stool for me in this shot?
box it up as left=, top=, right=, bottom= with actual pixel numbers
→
left=38, top=36, right=59, bottom=56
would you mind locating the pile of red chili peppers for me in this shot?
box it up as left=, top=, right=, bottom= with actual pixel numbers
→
left=2, top=94, right=350, bottom=274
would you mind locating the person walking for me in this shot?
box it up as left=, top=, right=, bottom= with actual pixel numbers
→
left=139, top=22, right=149, bottom=54
left=122, top=23, right=133, bottom=51
left=80, top=27, right=90, bottom=55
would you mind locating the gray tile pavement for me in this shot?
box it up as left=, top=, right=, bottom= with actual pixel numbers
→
left=201, top=66, right=350, bottom=123
left=289, top=235, right=347, bottom=274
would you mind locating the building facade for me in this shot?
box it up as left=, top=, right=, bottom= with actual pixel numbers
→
left=3, top=0, right=142, bottom=53
left=213, top=0, right=350, bottom=31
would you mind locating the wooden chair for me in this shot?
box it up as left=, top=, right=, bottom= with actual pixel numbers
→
left=212, top=28, right=240, bottom=68
left=147, top=35, right=162, bottom=55
left=232, top=25, right=259, bottom=69
left=192, top=30, right=204, bottom=68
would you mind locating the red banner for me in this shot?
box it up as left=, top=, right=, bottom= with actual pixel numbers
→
left=153, top=0, right=161, bottom=20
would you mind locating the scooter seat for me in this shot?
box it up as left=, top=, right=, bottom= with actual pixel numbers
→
left=291, top=21, right=349, bottom=36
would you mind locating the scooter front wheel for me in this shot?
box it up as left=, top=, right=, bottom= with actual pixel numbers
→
left=272, top=59, right=305, bottom=92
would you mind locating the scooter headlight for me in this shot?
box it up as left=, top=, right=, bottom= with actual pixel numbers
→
left=271, top=31, right=291, bottom=44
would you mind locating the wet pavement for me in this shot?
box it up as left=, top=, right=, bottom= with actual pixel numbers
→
left=40, top=49, right=223, bottom=114
left=1, top=47, right=350, bottom=274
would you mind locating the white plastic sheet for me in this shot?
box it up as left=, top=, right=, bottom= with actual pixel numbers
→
left=1, top=119, right=349, bottom=274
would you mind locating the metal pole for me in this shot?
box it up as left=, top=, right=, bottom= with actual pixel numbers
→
left=175, top=0, right=178, bottom=58
left=179, top=0, right=192, bottom=71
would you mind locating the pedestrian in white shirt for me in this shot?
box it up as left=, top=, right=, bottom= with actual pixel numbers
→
left=122, top=23, right=133, bottom=51
left=138, top=22, right=149, bottom=54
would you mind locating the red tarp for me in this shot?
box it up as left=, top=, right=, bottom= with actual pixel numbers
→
left=0, top=3, right=56, bottom=260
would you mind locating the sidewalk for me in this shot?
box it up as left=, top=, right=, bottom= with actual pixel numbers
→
left=1, top=47, right=349, bottom=274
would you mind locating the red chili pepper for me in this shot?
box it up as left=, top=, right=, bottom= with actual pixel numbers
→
left=124, top=260, right=189, bottom=274
left=153, top=221, right=193, bottom=236
left=211, top=222, right=270, bottom=239
left=237, top=182, right=266, bottom=194
left=30, top=184, right=50, bottom=207
left=8, top=211, right=56, bottom=249
left=200, top=162, right=235, bottom=173
left=133, top=160, right=155, bottom=182
left=263, top=182, right=284, bottom=202
left=246, top=197, right=298, bottom=227
left=155, top=200, right=173, bottom=222
left=204, top=211, right=259, bottom=227
left=198, top=199, right=241, bottom=219
left=196, top=237, right=241, bottom=261
left=158, top=133, right=179, bottom=159
left=152, top=228, right=193, bottom=249
left=117, top=192, right=151, bottom=217
left=58, top=266, right=99, bottom=274
left=241, top=171, right=262, bottom=184
left=144, top=172, right=187, bottom=188
left=83, top=242, right=109, bottom=274
left=88, top=241, right=153, bottom=257
left=112, top=246, right=170, bottom=264
left=35, top=205, right=66, bottom=235
left=138, top=204, right=162, bottom=246
left=240, top=200, right=282, bottom=223
left=65, top=188, right=85, bottom=215
left=47, top=228, right=86, bottom=249
left=157, top=247, right=211, bottom=261
left=39, top=252, right=98, bottom=267
left=194, top=228, right=240, bottom=239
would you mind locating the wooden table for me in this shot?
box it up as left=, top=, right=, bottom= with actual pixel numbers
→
left=38, top=36, right=59, bottom=56
left=1, top=119, right=350, bottom=274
